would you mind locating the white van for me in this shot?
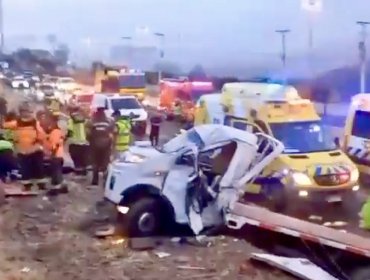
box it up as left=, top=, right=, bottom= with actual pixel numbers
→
left=91, top=94, right=148, bottom=135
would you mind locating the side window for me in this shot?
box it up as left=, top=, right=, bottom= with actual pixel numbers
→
left=231, top=120, right=253, bottom=132
left=213, top=118, right=220, bottom=124
left=104, top=99, right=109, bottom=110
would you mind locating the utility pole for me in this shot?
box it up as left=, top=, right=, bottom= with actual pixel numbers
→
left=121, top=36, right=132, bottom=66
left=357, top=21, right=370, bottom=93
left=276, top=29, right=290, bottom=67
left=154, top=32, right=165, bottom=81
left=0, top=0, right=4, bottom=54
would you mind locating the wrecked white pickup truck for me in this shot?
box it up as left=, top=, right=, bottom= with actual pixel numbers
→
left=104, top=124, right=284, bottom=237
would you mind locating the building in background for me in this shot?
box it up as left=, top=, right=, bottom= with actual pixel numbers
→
left=109, top=45, right=158, bottom=70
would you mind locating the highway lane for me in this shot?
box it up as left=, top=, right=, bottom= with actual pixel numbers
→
left=2, top=86, right=370, bottom=239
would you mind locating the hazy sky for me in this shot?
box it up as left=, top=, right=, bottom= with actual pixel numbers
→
left=4, top=0, right=370, bottom=74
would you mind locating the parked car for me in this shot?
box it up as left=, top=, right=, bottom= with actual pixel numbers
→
left=56, top=77, right=78, bottom=92
left=10, top=76, right=30, bottom=89
left=33, top=84, right=55, bottom=101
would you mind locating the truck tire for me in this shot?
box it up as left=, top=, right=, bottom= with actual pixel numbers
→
left=349, top=266, right=370, bottom=280
left=123, top=198, right=166, bottom=237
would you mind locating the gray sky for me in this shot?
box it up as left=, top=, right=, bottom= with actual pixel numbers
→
left=4, top=0, right=370, bottom=75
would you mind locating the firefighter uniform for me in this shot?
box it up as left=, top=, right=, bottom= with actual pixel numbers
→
left=43, top=117, right=66, bottom=193
left=4, top=104, right=46, bottom=190
left=88, top=109, right=114, bottom=185
left=114, top=116, right=132, bottom=159
left=67, top=109, right=89, bottom=176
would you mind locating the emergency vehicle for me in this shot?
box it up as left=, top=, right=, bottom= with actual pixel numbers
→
left=342, top=93, right=370, bottom=177
left=194, top=83, right=359, bottom=211
left=70, top=91, right=94, bottom=117
left=158, top=78, right=214, bottom=122
left=104, top=126, right=370, bottom=279
left=95, top=66, right=146, bottom=100
left=91, top=93, right=148, bottom=135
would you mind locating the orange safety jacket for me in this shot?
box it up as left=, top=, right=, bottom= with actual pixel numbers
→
left=3, top=118, right=45, bottom=154
left=43, top=128, right=64, bottom=159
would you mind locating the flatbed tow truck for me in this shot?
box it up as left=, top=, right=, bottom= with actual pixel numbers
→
left=226, top=203, right=370, bottom=279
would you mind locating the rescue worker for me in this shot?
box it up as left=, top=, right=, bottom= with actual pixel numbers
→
left=41, top=115, right=67, bottom=194
left=67, top=104, right=89, bottom=176
left=112, top=110, right=132, bottom=159
left=45, top=96, right=62, bottom=116
left=0, top=96, right=7, bottom=124
left=0, top=133, right=18, bottom=182
left=360, top=198, right=370, bottom=230
left=149, top=113, right=163, bottom=147
left=3, top=102, right=46, bottom=190
left=173, top=100, right=182, bottom=121
left=2, top=111, right=17, bottom=142
left=87, top=107, right=114, bottom=186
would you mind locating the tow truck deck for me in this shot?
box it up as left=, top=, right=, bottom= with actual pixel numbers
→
left=226, top=202, right=370, bottom=279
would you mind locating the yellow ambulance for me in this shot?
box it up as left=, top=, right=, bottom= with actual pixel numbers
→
left=342, top=93, right=370, bottom=177
left=194, top=83, right=359, bottom=211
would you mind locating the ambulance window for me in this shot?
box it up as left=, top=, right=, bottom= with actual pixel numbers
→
left=352, top=110, right=370, bottom=139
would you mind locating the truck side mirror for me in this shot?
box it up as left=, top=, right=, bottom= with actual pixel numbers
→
left=334, top=137, right=340, bottom=148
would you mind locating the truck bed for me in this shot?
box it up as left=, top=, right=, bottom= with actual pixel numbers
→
left=226, top=202, right=370, bottom=258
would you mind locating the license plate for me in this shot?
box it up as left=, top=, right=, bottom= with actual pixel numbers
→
left=327, top=195, right=342, bottom=203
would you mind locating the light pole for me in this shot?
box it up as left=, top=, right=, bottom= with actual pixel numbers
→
left=357, top=21, right=370, bottom=93
left=154, top=32, right=165, bottom=81
left=276, top=29, right=290, bottom=70
left=121, top=36, right=132, bottom=66
left=0, top=0, right=4, bottom=53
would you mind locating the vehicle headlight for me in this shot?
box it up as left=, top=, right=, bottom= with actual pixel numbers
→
left=350, top=168, right=359, bottom=182
left=124, top=154, right=145, bottom=163
left=292, top=172, right=312, bottom=186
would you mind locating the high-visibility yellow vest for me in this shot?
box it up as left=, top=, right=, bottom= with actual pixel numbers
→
left=0, top=140, right=13, bottom=151
left=361, top=198, right=370, bottom=230
left=3, top=128, right=13, bottom=141
left=115, top=119, right=131, bottom=152
left=67, top=119, right=87, bottom=144
left=48, top=99, right=60, bottom=112
left=174, top=105, right=182, bottom=116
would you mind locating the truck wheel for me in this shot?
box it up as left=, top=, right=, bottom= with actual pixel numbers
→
left=267, top=183, right=287, bottom=213
left=349, top=267, right=370, bottom=280
left=123, top=198, right=166, bottom=237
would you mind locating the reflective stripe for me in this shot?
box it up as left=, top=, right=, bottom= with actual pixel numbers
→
left=93, top=122, right=110, bottom=127
left=20, top=180, right=32, bottom=185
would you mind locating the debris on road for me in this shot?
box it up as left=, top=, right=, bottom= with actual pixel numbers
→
left=154, top=251, right=171, bottom=258
left=251, top=253, right=339, bottom=280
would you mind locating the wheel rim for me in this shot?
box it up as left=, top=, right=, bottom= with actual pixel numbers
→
left=138, top=212, right=157, bottom=233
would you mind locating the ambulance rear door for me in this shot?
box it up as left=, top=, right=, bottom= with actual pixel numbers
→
left=346, top=109, right=370, bottom=168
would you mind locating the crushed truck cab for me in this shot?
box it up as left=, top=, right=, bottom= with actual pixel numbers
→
left=343, top=93, right=370, bottom=177
left=104, top=124, right=284, bottom=237
left=194, top=82, right=359, bottom=210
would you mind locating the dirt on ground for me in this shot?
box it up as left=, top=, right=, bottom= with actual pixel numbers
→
left=0, top=176, right=296, bottom=280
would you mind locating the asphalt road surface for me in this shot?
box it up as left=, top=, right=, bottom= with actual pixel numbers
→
left=2, top=85, right=370, bottom=240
